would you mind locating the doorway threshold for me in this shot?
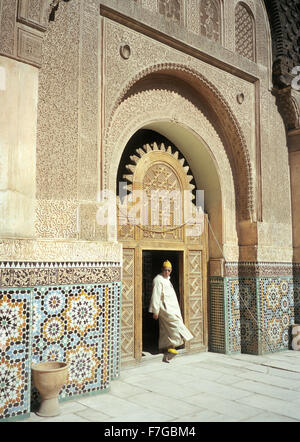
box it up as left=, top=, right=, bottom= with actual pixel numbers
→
left=141, top=348, right=188, bottom=362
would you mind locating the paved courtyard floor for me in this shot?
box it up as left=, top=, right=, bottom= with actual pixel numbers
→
left=21, top=350, right=300, bottom=422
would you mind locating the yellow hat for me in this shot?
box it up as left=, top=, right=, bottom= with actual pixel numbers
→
left=162, top=260, right=172, bottom=269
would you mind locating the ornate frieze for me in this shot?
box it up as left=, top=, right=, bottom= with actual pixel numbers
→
left=17, top=0, right=50, bottom=31
left=225, top=261, right=295, bottom=277
left=200, top=0, right=221, bottom=43
left=0, top=0, right=72, bottom=67
left=0, top=262, right=121, bottom=287
left=158, top=0, right=181, bottom=23
left=0, top=239, right=122, bottom=263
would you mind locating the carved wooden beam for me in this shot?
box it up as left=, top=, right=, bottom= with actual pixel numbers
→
left=264, top=0, right=300, bottom=136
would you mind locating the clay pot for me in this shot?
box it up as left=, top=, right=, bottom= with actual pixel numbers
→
left=32, top=361, right=69, bottom=417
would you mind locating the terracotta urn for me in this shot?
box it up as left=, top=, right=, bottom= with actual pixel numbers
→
left=32, top=361, right=69, bottom=417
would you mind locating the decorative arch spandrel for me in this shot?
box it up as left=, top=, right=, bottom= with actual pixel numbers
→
left=104, top=64, right=253, bottom=224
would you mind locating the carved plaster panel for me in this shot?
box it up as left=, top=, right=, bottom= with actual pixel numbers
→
left=36, top=0, right=100, bottom=207
left=0, top=0, right=18, bottom=56
left=0, top=0, right=71, bottom=67
left=235, top=2, right=255, bottom=62
left=103, top=20, right=256, bottom=164
left=141, top=0, right=158, bottom=13
left=17, top=0, right=50, bottom=31
left=35, top=199, right=78, bottom=239
left=200, top=0, right=221, bottom=43
left=78, top=1, right=100, bottom=201
left=102, top=20, right=256, bottom=222
left=0, top=239, right=122, bottom=262
left=78, top=203, right=107, bottom=242
left=101, top=0, right=270, bottom=67
left=37, top=0, right=80, bottom=201
left=186, top=0, right=199, bottom=35
left=17, top=26, right=43, bottom=65
left=158, top=0, right=182, bottom=24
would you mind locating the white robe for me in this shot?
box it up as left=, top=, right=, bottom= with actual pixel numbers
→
left=148, top=273, right=194, bottom=350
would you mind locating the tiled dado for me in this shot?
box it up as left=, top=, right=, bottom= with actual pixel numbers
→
left=30, top=282, right=121, bottom=406
left=234, top=277, right=294, bottom=355
left=210, top=270, right=296, bottom=356
left=1, top=282, right=121, bottom=421
left=209, top=277, right=241, bottom=355
left=0, top=261, right=122, bottom=421
left=0, top=288, right=32, bottom=421
left=259, top=278, right=294, bottom=353
left=294, top=277, right=300, bottom=323
left=224, top=279, right=241, bottom=354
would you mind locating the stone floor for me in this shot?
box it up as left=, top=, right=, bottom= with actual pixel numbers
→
left=20, top=350, right=300, bottom=422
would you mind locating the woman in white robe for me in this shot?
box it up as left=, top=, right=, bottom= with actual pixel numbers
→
left=148, top=260, right=193, bottom=360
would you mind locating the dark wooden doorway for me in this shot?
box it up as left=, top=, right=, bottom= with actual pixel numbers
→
left=142, top=250, right=183, bottom=355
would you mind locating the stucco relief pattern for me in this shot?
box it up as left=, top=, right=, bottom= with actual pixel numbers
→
left=0, top=0, right=17, bottom=56
left=200, top=0, right=221, bottom=43
left=158, top=0, right=182, bottom=23
left=35, top=200, right=78, bottom=239
left=186, top=0, right=199, bottom=35
left=0, top=240, right=122, bottom=263
left=235, top=2, right=255, bottom=61
left=103, top=20, right=255, bottom=221
left=141, top=0, right=158, bottom=13
left=103, top=20, right=255, bottom=156
left=35, top=0, right=101, bottom=242
left=37, top=0, right=80, bottom=201
left=78, top=0, right=100, bottom=201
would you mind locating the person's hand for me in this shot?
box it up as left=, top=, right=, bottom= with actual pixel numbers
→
left=153, top=313, right=159, bottom=320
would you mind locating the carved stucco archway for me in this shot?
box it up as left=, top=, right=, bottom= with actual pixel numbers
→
left=104, top=69, right=256, bottom=261
left=105, top=89, right=238, bottom=261
left=104, top=64, right=254, bottom=225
